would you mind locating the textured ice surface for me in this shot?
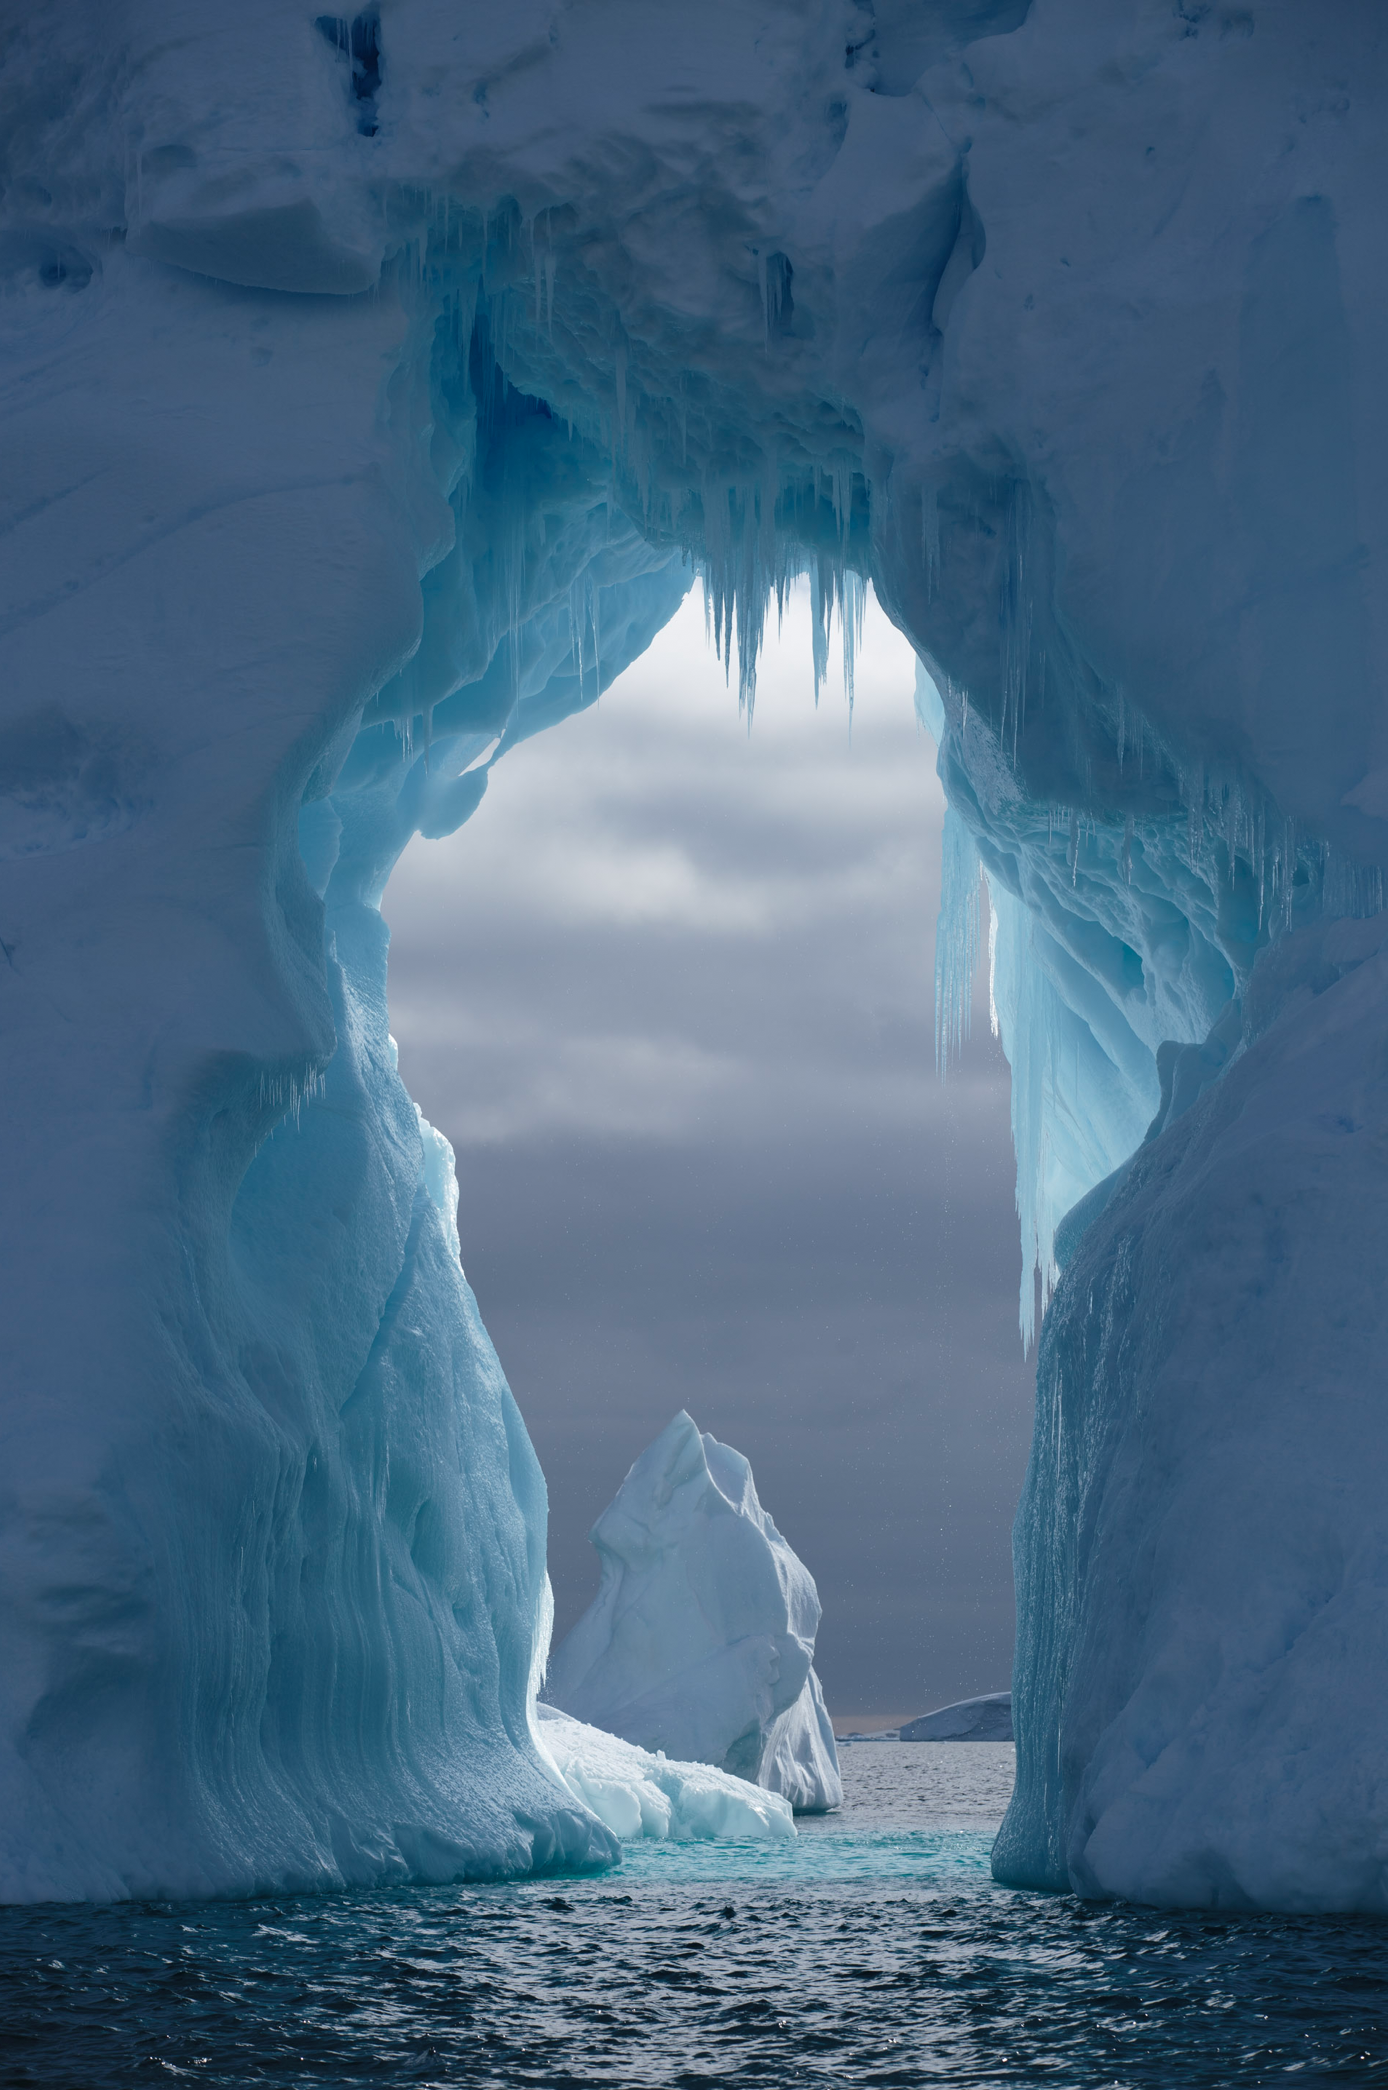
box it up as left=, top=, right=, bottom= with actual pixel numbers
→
left=533, top=1705, right=795, bottom=1845
left=993, top=914, right=1388, bottom=1910
left=3, top=0, right=1388, bottom=1908
left=547, top=1415, right=842, bottom=1813
left=900, top=1695, right=1013, bottom=1743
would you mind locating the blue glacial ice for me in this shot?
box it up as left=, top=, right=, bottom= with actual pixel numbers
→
left=2, top=0, right=1388, bottom=1910
left=546, top=1413, right=842, bottom=1814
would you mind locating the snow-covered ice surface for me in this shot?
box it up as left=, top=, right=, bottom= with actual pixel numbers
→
left=900, top=1693, right=1013, bottom=1743
left=3, top=0, right=1388, bottom=1906
left=533, top=1705, right=795, bottom=1845
left=547, top=1414, right=841, bottom=1812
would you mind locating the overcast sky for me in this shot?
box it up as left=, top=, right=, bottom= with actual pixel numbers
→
left=383, top=582, right=1035, bottom=1721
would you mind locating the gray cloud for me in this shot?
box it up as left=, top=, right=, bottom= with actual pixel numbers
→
left=383, top=586, right=1035, bottom=1718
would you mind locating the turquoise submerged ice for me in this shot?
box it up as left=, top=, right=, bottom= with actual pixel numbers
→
left=546, top=1413, right=842, bottom=1813
left=3, top=1, right=1388, bottom=1913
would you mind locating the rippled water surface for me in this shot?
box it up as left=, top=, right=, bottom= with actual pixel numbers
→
left=4, top=1743, right=1388, bottom=2087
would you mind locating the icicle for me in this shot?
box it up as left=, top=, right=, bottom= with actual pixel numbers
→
left=935, top=807, right=982, bottom=1075
left=831, top=457, right=852, bottom=547
left=809, top=560, right=828, bottom=705
left=987, top=886, right=1000, bottom=1039
left=922, top=483, right=940, bottom=599
left=841, top=566, right=865, bottom=713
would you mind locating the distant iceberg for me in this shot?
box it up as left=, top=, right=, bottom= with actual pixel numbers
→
left=900, top=1694, right=1013, bottom=1743
left=546, top=1414, right=842, bottom=1813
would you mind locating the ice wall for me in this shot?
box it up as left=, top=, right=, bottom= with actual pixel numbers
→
left=0, top=6, right=689, bottom=1899
left=3, top=0, right=1387, bottom=1906
left=993, top=913, right=1388, bottom=1909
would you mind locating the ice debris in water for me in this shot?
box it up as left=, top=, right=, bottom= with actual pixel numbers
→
left=546, top=1413, right=842, bottom=1813
left=533, top=1706, right=795, bottom=1844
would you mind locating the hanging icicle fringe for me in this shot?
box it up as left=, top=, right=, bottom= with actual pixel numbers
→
left=934, top=806, right=983, bottom=1075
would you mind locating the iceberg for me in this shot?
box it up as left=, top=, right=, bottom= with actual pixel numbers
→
left=992, top=914, right=1388, bottom=1910
left=2, top=0, right=1387, bottom=1909
left=899, top=1694, right=1013, bottom=1744
left=533, top=1705, right=795, bottom=1845
left=547, top=1414, right=842, bottom=1814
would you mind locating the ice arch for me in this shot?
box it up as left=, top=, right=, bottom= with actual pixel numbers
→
left=2, top=1, right=1387, bottom=1908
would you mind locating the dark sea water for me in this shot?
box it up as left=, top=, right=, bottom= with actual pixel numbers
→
left=4, top=1743, right=1388, bottom=2088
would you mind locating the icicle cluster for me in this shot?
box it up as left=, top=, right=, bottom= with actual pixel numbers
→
left=378, top=189, right=1388, bottom=1362
left=934, top=807, right=982, bottom=1074
left=374, top=192, right=878, bottom=750
left=927, top=638, right=1386, bottom=1348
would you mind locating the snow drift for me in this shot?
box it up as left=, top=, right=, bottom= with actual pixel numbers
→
left=546, top=1413, right=841, bottom=1813
left=2, top=0, right=1387, bottom=1907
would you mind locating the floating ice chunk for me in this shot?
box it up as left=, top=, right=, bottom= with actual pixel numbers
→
left=899, top=1693, right=1013, bottom=1742
left=546, top=1412, right=842, bottom=1811
left=534, top=1704, right=795, bottom=1843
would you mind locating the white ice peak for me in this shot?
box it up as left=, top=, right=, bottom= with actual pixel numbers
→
left=546, top=1414, right=842, bottom=1814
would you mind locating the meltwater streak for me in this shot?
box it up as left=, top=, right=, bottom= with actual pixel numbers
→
left=4, top=1747, right=1387, bottom=2088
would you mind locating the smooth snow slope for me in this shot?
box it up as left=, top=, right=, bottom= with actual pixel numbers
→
left=2, top=0, right=1387, bottom=1906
